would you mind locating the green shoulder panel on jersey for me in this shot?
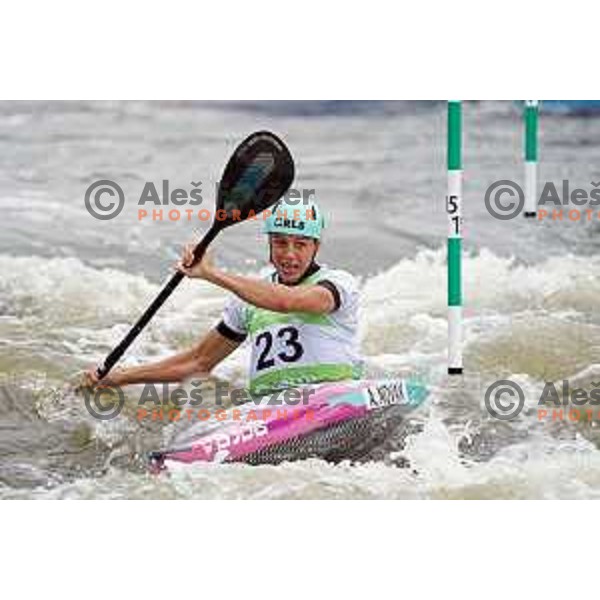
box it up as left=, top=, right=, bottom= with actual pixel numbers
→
left=243, top=268, right=341, bottom=334
left=245, top=308, right=334, bottom=335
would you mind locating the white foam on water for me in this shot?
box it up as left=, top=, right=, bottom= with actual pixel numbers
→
left=0, top=253, right=233, bottom=365
left=6, top=431, right=600, bottom=500
left=1, top=247, right=600, bottom=498
left=2, top=247, right=599, bottom=358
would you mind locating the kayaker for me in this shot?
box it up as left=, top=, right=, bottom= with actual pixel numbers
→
left=83, top=199, right=363, bottom=395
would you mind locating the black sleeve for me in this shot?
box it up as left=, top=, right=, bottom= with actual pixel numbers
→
left=317, top=280, right=341, bottom=312
left=216, top=320, right=247, bottom=343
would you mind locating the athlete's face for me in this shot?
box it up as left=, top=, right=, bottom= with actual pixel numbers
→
left=269, top=234, right=319, bottom=284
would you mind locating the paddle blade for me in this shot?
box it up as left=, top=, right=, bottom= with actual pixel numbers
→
left=217, top=131, right=295, bottom=227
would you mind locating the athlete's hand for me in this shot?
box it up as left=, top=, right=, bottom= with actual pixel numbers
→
left=176, top=242, right=216, bottom=280
left=79, top=365, right=122, bottom=390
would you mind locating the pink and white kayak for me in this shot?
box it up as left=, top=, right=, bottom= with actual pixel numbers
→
left=149, top=378, right=428, bottom=471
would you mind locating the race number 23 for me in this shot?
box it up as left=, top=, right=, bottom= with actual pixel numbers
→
left=255, top=326, right=304, bottom=371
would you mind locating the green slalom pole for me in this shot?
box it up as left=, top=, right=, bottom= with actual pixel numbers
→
left=524, top=100, right=539, bottom=218
left=447, top=101, right=463, bottom=375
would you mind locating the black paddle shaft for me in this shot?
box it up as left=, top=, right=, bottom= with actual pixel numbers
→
left=95, top=131, right=295, bottom=380
left=96, top=228, right=218, bottom=379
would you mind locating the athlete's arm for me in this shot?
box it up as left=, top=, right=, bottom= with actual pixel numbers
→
left=84, top=329, right=240, bottom=388
left=206, top=270, right=335, bottom=314
left=176, top=247, right=336, bottom=315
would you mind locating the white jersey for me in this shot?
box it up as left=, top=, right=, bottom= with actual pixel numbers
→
left=217, top=265, right=363, bottom=395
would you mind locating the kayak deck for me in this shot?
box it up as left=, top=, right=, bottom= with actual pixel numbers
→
left=149, top=378, right=428, bottom=471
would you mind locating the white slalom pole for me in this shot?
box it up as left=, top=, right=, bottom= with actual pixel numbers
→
left=447, top=101, right=463, bottom=375
left=524, top=100, right=539, bottom=218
